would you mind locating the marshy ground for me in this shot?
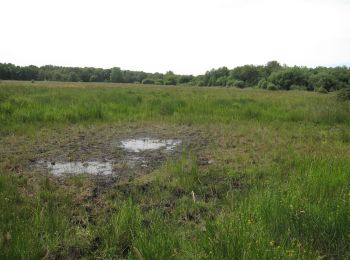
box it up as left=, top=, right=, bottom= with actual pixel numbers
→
left=0, top=81, right=349, bottom=259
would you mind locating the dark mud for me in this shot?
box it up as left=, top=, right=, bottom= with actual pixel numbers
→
left=0, top=124, right=210, bottom=213
left=0, top=123, right=207, bottom=182
left=35, top=138, right=182, bottom=178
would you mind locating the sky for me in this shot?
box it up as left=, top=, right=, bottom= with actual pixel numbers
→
left=1, top=0, right=350, bottom=75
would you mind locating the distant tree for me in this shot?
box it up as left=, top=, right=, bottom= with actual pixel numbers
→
left=268, top=67, right=309, bottom=90
left=1, top=61, right=349, bottom=92
left=78, top=68, right=92, bottom=82
left=310, top=72, right=342, bottom=91
left=230, top=65, right=261, bottom=86
left=110, top=67, right=123, bottom=83
left=52, top=71, right=63, bottom=81
left=164, top=76, right=177, bottom=85
left=0, top=63, right=14, bottom=79
left=164, top=71, right=177, bottom=85
left=317, top=86, right=328, bottom=93
left=233, top=80, right=245, bottom=88
left=195, top=75, right=206, bottom=86
left=178, top=75, right=194, bottom=84
left=257, top=79, right=268, bottom=89
left=155, top=79, right=164, bottom=85
left=204, top=67, right=229, bottom=86
left=337, top=87, right=350, bottom=101
left=142, top=78, right=155, bottom=84
left=19, top=65, right=39, bottom=80
left=89, top=74, right=99, bottom=82
left=103, top=69, right=111, bottom=82
left=67, top=72, right=80, bottom=82
left=267, top=82, right=278, bottom=90
left=330, top=67, right=350, bottom=85
left=215, top=76, right=227, bottom=86
left=265, top=61, right=282, bottom=77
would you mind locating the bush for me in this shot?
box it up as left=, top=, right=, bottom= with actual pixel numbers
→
left=178, top=75, right=194, bottom=84
left=337, top=88, right=350, bottom=101
left=310, top=72, right=343, bottom=92
left=142, top=78, right=155, bottom=85
left=164, top=80, right=175, bottom=86
left=227, top=80, right=245, bottom=88
left=267, top=83, right=278, bottom=91
left=268, top=68, right=309, bottom=90
left=235, top=80, right=245, bottom=88
left=215, top=76, right=227, bottom=86
left=226, top=79, right=235, bottom=87
left=229, top=65, right=261, bottom=86
left=257, top=79, right=268, bottom=89
left=317, top=87, right=328, bottom=94
left=89, top=75, right=98, bottom=82
left=155, top=79, right=164, bottom=85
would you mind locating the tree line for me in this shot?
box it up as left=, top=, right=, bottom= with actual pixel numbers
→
left=0, top=61, right=349, bottom=92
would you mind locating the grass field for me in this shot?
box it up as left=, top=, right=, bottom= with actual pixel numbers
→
left=0, top=81, right=349, bottom=259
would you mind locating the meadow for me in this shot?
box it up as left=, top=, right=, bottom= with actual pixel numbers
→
left=0, top=81, right=349, bottom=259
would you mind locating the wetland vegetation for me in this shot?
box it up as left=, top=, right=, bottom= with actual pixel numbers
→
left=1, top=61, right=350, bottom=92
left=0, top=81, right=349, bottom=259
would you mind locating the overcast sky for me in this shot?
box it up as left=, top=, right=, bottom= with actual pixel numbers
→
left=1, top=0, right=350, bottom=75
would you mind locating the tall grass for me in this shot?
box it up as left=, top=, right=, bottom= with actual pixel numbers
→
left=197, top=155, right=350, bottom=259
left=0, top=81, right=349, bottom=258
left=0, top=175, right=73, bottom=259
left=1, top=82, right=350, bottom=134
left=112, top=155, right=349, bottom=259
left=1, top=143, right=349, bottom=259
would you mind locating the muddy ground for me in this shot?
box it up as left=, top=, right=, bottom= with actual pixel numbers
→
left=0, top=123, right=212, bottom=195
left=0, top=122, right=269, bottom=223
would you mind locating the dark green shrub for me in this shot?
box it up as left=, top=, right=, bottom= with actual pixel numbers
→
left=155, top=79, right=164, bottom=85
left=215, top=76, right=227, bottom=86
left=268, top=68, right=309, bottom=90
left=257, top=79, right=268, bottom=89
left=317, top=87, right=328, bottom=94
left=267, top=83, right=278, bottom=91
left=229, top=65, right=261, bottom=86
left=227, top=80, right=245, bottom=88
left=110, top=67, right=123, bottom=83
left=178, top=75, right=194, bottom=84
left=310, top=72, right=343, bottom=92
left=142, top=78, right=155, bottom=84
left=89, top=75, right=98, bottom=82
left=337, top=88, right=350, bottom=101
left=164, top=80, right=175, bottom=86
left=226, top=79, right=235, bottom=87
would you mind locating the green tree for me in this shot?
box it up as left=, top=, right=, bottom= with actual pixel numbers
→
left=110, top=67, right=123, bottom=83
left=310, top=72, right=342, bottom=91
left=67, top=72, right=80, bottom=82
left=230, top=65, right=262, bottom=87
left=265, top=61, right=282, bottom=77
left=268, top=67, right=310, bottom=90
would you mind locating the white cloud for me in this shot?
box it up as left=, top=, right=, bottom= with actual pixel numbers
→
left=0, top=0, right=349, bottom=74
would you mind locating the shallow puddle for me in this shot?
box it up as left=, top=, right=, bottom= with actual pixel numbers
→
left=120, top=138, right=181, bottom=152
left=47, top=161, right=113, bottom=176
left=37, top=137, right=182, bottom=177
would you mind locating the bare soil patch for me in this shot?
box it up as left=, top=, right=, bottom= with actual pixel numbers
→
left=0, top=123, right=207, bottom=184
